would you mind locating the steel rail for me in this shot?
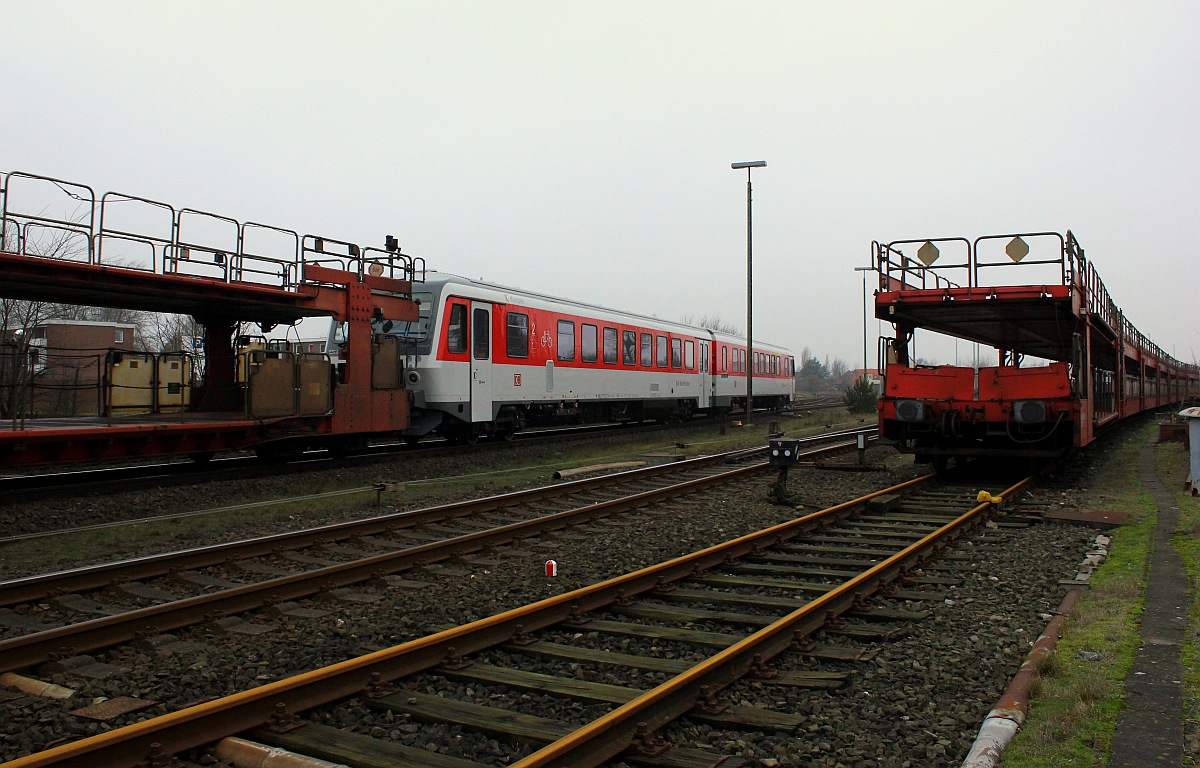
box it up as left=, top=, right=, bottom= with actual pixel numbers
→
left=0, top=436, right=869, bottom=674
left=0, top=428, right=870, bottom=606
left=509, top=474, right=1037, bottom=767
left=1, top=457, right=929, bottom=768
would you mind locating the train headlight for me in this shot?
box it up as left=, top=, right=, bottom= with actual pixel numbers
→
left=406, top=371, right=421, bottom=386
left=895, top=399, right=925, bottom=422
left=1013, top=400, right=1047, bottom=424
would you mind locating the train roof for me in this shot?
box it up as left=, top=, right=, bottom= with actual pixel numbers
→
left=419, top=271, right=794, bottom=355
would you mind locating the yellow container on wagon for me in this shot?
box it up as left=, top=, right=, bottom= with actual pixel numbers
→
left=107, top=352, right=155, bottom=412
left=156, top=353, right=193, bottom=411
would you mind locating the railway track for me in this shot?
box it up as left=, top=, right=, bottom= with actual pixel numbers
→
left=0, top=465, right=1044, bottom=767
left=0, top=430, right=872, bottom=668
left=0, top=419, right=715, bottom=504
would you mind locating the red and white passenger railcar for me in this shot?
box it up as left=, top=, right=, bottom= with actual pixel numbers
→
left=873, top=231, right=1200, bottom=466
left=391, top=273, right=796, bottom=442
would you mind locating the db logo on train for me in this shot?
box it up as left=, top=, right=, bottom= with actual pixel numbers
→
left=514, top=373, right=522, bottom=386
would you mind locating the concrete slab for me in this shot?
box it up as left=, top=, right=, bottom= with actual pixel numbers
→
left=1107, top=436, right=1190, bottom=767
left=1042, top=508, right=1129, bottom=528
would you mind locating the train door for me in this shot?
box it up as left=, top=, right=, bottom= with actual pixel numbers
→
left=470, top=302, right=492, bottom=422
left=698, top=338, right=712, bottom=409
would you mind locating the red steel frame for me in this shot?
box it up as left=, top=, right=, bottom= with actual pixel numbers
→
left=873, top=231, right=1200, bottom=463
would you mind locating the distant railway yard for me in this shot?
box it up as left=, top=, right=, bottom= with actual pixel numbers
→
left=1, top=409, right=1195, bottom=767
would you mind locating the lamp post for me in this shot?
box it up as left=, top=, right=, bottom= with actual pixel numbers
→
left=731, top=160, right=765, bottom=423
left=853, top=265, right=873, bottom=377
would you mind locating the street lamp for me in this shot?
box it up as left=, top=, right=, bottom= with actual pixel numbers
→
left=853, top=265, right=874, bottom=377
left=731, top=160, right=766, bottom=423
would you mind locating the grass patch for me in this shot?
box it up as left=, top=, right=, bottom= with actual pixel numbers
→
left=1001, top=426, right=1158, bottom=767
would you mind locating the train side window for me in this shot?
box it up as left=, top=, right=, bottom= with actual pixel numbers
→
left=603, top=327, right=618, bottom=365
left=657, top=335, right=668, bottom=368
left=582, top=324, right=598, bottom=363
left=623, top=330, right=637, bottom=365
left=722, top=346, right=728, bottom=373
left=686, top=340, right=696, bottom=370
left=472, top=308, right=490, bottom=360
left=640, top=333, right=652, bottom=367
left=506, top=311, right=529, bottom=358
left=447, top=303, right=467, bottom=354
left=671, top=338, right=682, bottom=368
left=558, top=320, right=576, bottom=362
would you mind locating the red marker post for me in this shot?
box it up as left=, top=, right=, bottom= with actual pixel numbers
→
left=545, top=560, right=558, bottom=577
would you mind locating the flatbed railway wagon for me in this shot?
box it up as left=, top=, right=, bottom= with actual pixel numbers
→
left=0, top=170, right=422, bottom=467
left=872, top=231, right=1199, bottom=466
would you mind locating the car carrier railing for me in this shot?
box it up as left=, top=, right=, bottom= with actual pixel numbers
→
left=0, top=170, right=425, bottom=290
left=871, top=230, right=1195, bottom=375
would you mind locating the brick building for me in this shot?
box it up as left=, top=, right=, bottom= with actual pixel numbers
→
left=19, top=319, right=137, bottom=416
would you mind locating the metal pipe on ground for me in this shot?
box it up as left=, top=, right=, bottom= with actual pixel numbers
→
left=0, top=672, right=76, bottom=700
left=216, top=738, right=348, bottom=768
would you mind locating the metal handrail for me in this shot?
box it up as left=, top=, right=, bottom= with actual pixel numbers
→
left=97, top=191, right=176, bottom=272
left=0, top=169, right=423, bottom=296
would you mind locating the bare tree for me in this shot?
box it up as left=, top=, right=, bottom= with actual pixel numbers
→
left=142, top=313, right=202, bottom=353
left=680, top=314, right=742, bottom=336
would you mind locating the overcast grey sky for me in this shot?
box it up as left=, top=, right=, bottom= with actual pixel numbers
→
left=4, top=1, right=1198, bottom=368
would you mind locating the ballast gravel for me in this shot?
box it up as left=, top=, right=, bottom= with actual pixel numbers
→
left=0, top=438, right=1105, bottom=767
